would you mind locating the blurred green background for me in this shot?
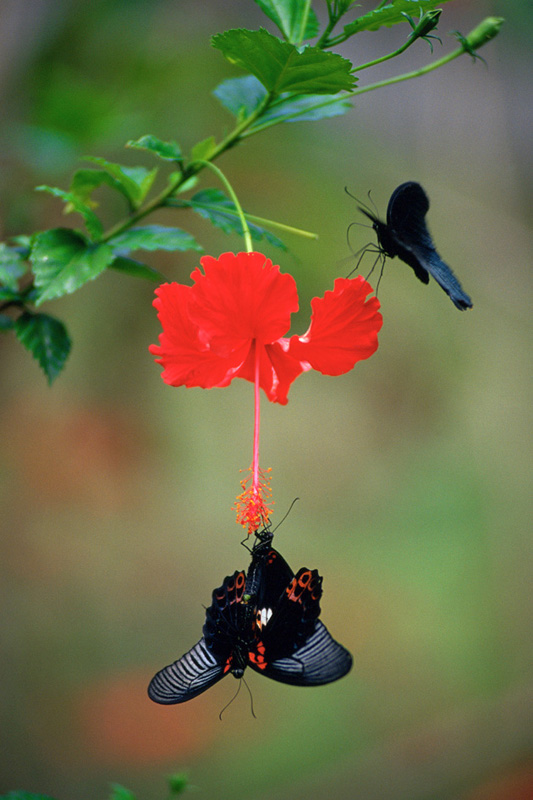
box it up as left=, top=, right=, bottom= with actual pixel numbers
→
left=1, top=1, right=531, bottom=798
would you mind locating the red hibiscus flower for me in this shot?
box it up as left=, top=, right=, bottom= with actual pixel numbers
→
left=150, top=251, right=382, bottom=405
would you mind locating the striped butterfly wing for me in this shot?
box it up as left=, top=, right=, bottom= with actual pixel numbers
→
left=147, top=637, right=225, bottom=704
left=258, top=620, right=353, bottom=686
left=148, top=570, right=248, bottom=704
left=248, top=563, right=353, bottom=686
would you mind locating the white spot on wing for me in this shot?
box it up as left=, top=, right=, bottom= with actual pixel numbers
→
left=260, top=607, right=272, bottom=628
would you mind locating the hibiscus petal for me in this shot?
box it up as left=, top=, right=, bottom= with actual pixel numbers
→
left=234, top=340, right=304, bottom=405
left=288, top=276, right=382, bottom=375
left=149, top=282, right=249, bottom=388
left=188, top=252, right=298, bottom=356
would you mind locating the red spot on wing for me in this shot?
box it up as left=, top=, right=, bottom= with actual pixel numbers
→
left=249, top=641, right=268, bottom=670
left=223, top=654, right=234, bottom=674
left=286, top=570, right=321, bottom=602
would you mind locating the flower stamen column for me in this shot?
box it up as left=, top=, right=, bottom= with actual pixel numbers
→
left=233, top=339, right=273, bottom=535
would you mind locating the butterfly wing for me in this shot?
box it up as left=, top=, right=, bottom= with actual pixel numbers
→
left=248, top=560, right=353, bottom=686
left=414, top=248, right=473, bottom=309
left=248, top=546, right=294, bottom=608
left=148, top=570, right=248, bottom=704
left=387, top=182, right=472, bottom=309
left=387, top=181, right=430, bottom=233
left=203, top=570, right=247, bottom=653
left=259, top=566, right=323, bottom=658
left=256, top=620, right=353, bottom=686
left=148, top=637, right=225, bottom=703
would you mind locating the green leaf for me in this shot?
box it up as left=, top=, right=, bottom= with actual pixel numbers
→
left=108, top=785, right=136, bottom=800
left=109, top=256, right=166, bottom=282
left=31, top=228, right=115, bottom=305
left=0, top=313, right=15, bottom=330
left=111, top=225, right=202, bottom=253
left=36, top=185, right=104, bottom=240
left=126, top=134, right=182, bottom=162
left=212, top=28, right=355, bottom=94
left=10, top=234, right=32, bottom=254
left=342, top=0, right=450, bottom=36
left=84, top=157, right=158, bottom=209
left=178, top=189, right=287, bottom=250
left=253, top=0, right=320, bottom=42
left=0, top=243, right=28, bottom=289
left=14, top=311, right=71, bottom=384
left=213, top=75, right=267, bottom=119
left=70, top=168, right=124, bottom=207
left=215, top=75, right=351, bottom=127
left=253, top=91, right=352, bottom=126
left=190, top=136, right=217, bottom=162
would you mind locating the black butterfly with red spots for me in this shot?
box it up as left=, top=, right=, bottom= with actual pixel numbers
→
left=148, top=530, right=352, bottom=703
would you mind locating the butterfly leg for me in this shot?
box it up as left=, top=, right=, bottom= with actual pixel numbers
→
left=345, top=243, right=381, bottom=279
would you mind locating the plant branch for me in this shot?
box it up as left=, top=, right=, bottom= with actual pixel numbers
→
left=240, top=38, right=475, bottom=138
left=350, top=41, right=470, bottom=97
left=100, top=91, right=275, bottom=245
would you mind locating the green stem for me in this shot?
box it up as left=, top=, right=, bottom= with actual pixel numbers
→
left=352, top=38, right=413, bottom=73
left=316, top=3, right=341, bottom=49
left=241, top=41, right=467, bottom=137
left=100, top=91, right=274, bottom=245
left=101, top=179, right=182, bottom=243
left=244, top=213, right=317, bottom=240
left=350, top=43, right=465, bottom=96
left=200, top=91, right=274, bottom=164
left=192, top=161, right=253, bottom=252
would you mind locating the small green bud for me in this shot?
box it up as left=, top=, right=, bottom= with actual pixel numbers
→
left=402, top=9, right=442, bottom=53
left=464, top=16, right=504, bottom=50
left=413, top=9, right=442, bottom=39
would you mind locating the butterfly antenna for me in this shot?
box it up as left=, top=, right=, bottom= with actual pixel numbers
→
left=346, top=220, right=374, bottom=253
left=218, top=679, right=243, bottom=721
left=366, top=188, right=379, bottom=217
left=271, top=497, right=300, bottom=535
left=242, top=675, right=257, bottom=719
left=345, top=185, right=377, bottom=219
left=344, top=185, right=359, bottom=204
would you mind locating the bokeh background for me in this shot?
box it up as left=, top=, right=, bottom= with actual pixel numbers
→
left=1, top=1, right=531, bottom=798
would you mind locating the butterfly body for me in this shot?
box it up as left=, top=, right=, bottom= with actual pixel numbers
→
left=359, top=181, right=473, bottom=310
left=148, top=532, right=352, bottom=704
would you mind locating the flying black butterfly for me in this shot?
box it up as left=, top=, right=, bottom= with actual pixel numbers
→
left=148, top=530, right=352, bottom=704
left=356, top=181, right=473, bottom=310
